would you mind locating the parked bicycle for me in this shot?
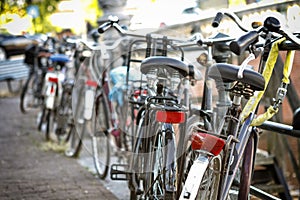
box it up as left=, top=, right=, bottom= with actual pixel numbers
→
left=96, top=16, right=208, bottom=199
left=180, top=12, right=300, bottom=200
left=69, top=25, right=135, bottom=180
left=20, top=40, right=52, bottom=114
left=36, top=37, right=76, bottom=142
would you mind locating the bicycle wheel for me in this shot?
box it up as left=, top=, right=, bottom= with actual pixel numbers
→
left=180, top=114, right=223, bottom=200
left=55, top=86, right=73, bottom=142
left=45, top=108, right=56, bottom=141
left=238, top=133, right=256, bottom=200
left=65, top=84, right=85, bottom=157
left=65, top=123, right=83, bottom=157
left=20, top=74, right=40, bottom=114
left=149, top=123, right=177, bottom=200
left=37, top=106, right=46, bottom=131
left=91, top=94, right=110, bottom=179
left=129, top=110, right=153, bottom=200
left=121, top=100, right=136, bottom=152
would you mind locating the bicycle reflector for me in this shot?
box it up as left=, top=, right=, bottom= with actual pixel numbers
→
left=155, top=110, right=185, bottom=124
left=48, top=76, right=58, bottom=83
left=191, top=132, right=225, bottom=156
left=133, top=89, right=148, bottom=99
left=86, top=80, right=98, bottom=88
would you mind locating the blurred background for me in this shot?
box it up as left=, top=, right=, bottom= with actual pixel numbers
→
left=0, top=0, right=299, bottom=199
left=1, top=0, right=299, bottom=36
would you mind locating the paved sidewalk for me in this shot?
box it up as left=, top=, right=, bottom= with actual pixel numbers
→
left=0, top=95, right=118, bottom=200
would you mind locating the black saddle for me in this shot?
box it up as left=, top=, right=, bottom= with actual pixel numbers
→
left=140, top=56, right=193, bottom=78
left=208, top=63, right=265, bottom=91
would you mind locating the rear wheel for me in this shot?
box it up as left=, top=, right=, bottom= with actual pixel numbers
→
left=46, top=109, right=56, bottom=141
left=129, top=111, right=152, bottom=200
left=55, top=88, right=73, bottom=142
left=20, top=74, right=40, bottom=114
left=196, top=155, right=222, bottom=200
left=149, top=124, right=176, bottom=200
left=180, top=115, right=222, bottom=200
left=37, top=106, right=46, bottom=131
left=92, top=94, right=110, bottom=179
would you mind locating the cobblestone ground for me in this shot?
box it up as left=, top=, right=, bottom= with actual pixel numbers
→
left=0, top=87, right=118, bottom=200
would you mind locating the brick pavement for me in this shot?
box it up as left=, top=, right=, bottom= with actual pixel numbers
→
left=0, top=95, right=118, bottom=200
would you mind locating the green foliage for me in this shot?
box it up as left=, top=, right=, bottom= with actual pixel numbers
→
left=1, top=0, right=60, bottom=33
left=1, top=0, right=102, bottom=34
left=25, top=0, right=61, bottom=33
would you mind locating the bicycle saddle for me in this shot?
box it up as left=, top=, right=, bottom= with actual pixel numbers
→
left=140, top=56, right=193, bottom=78
left=208, top=63, right=265, bottom=91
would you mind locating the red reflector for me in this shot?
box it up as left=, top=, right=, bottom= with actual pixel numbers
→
left=156, top=110, right=185, bottom=124
left=50, top=85, right=55, bottom=94
left=48, top=77, right=58, bottom=83
left=48, top=67, right=54, bottom=71
left=86, top=80, right=98, bottom=88
left=191, top=132, right=225, bottom=156
left=133, top=90, right=148, bottom=98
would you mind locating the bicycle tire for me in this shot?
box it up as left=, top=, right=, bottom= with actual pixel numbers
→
left=37, top=106, right=46, bottom=131
left=238, top=134, right=256, bottom=200
left=55, top=88, right=73, bottom=143
left=64, top=123, right=83, bottom=157
left=179, top=115, right=222, bottom=200
left=20, top=74, right=39, bottom=114
left=65, top=84, right=85, bottom=157
left=129, top=110, right=152, bottom=199
left=45, top=109, right=52, bottom=141
left=121, top=100, right=135, bottom=152
left=149, top=123, right=177, bottom=199
left=92, top=94, right=110, bottom=179
left=180, top=153, right=222, bottom=200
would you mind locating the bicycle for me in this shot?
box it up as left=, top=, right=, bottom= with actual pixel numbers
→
left=69, top=26, right=136, bottom=178
left=20, top=43, right=51, bottom=114
left=180, top=12, right=300, bottom=200
left=37, top=38, right=73, bottom=141
left=97, top=18, right=208, bottom=199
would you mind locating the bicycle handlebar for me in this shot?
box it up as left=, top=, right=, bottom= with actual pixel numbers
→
left=229, top=16, right=300, bottom=55
left=230, top=31, right=259, bottom=55
left=212, top=11, right=249, bottom=32
left=97, top=15, right=201, bottom=47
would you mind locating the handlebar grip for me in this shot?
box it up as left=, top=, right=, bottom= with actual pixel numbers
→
left=230, top=31, right=259, bottom=55
left=98, top=22, right=112, bottom=34
left=212, top=12, right=223, bottom=28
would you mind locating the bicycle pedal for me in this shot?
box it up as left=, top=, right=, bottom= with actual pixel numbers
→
left=110, top=164, right=130, bottom=181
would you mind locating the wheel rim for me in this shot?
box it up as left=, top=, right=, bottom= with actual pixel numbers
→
left=92, top=134, right=109, bottom=178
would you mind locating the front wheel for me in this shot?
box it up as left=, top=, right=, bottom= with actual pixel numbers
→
left=238, top=134, right=256, bottom=200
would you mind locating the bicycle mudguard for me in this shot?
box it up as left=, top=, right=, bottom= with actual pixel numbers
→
left=44, top=73, right=58, bottom=109
left=179, top=155, right=210, bottom=200
left=84, top=89, right=95, bottom=120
